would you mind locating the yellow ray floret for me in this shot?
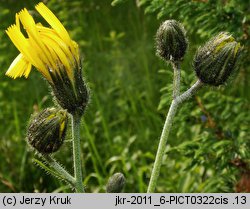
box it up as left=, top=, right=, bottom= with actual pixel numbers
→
left=35, top=2, right=75, bottom=53
left=6, top=26, right=52, bottom=81
left=6, top=54, right=32, bottom=79
left=5, top=25, right=51, bottom=79
left=18, top=9, right=57, bottom=71
left=5, top=2, right=79, bottom=83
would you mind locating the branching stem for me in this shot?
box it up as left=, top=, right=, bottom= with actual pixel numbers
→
left=147, top=69, right=203, bottom=192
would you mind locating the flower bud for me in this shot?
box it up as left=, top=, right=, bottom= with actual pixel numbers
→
left=27, top=108, right=68, bottom=154
left=156, top=20, right=188, bottom=62
left=106, top=173, right=126, bottom=193
left=194, top=32, right=242, bottom=86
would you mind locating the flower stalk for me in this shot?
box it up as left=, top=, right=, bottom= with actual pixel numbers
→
left=172, top=62, right=181, bottom=99
left=42, top=155, right=76, bottom=187
left=71, top=113, right=85, bottom=193
left=147, top=75, right=203, bottom=193
left=147, top=99, right=178, bottom=193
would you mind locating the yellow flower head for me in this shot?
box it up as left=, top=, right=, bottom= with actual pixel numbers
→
left=6, top=2, right=79, bottom=83
left=6, top=3, right=89, bottom=115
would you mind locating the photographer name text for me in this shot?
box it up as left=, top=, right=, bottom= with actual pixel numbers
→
left=1, top=195, right=71, bottom=206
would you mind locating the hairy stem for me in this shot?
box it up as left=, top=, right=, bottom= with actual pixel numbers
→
left=43, top=155, right=76, bottom=187
left=176, top=80, right=203, bottom=104
left=72, top=113, right=85, bottom=193
left=147, top=100, right=179, bottom=193
left=147, top=79, right=203, bottom=193
left=172, top=62, right=181, bottom=98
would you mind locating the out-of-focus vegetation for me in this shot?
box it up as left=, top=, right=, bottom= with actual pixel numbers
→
left=0, top=0, right=249, bottom=192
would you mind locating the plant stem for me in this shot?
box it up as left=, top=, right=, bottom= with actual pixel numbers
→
left=177, top=80, right=203, bottom=104
left=43, top=155, right=76, bottom=187
left=147, top=100, right=179, bottom=193
left=172, top=62, right=181, bottom=98
left=71, top=113, right=85, bottom=193
left=147, top=79, right=203, bottom=193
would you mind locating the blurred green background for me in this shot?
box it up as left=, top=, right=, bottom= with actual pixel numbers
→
left=0, top=0, right=249, bottom=192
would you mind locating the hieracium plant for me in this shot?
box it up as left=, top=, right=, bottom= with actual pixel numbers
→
left=5, top=2, right=89, bottom=193
left=4, top=2, right=241, bottom=193
left=147, top=20, right=242, bottom=192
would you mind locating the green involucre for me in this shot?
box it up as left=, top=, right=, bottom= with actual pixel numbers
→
left=156, top=20, right=188, bottom=62
left=194, top=32, right=242, bottom=86
left=27, top=108, right=68, bottom=154
left=50, top=59, right=89, bottom=116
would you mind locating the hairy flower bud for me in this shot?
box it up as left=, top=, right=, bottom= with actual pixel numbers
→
left=194, top=32, right=242, bottom=86
left=156, top=20, right=188, bottom=62
left=27, top=108, right=68, bottom=154
left=106, top=173, right=126, bottom=193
